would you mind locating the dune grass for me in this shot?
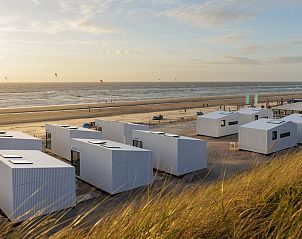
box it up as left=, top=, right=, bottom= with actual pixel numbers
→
left=2, top=151, right=302, bottom=239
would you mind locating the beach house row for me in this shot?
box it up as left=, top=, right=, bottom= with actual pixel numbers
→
left=197, top=108, right=273, bottom=138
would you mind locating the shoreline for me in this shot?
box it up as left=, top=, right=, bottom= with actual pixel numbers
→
left=0, top=92, right=298, bottom=126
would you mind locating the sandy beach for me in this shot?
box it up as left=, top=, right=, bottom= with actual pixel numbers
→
left=0, top=92, right=299, bottom=126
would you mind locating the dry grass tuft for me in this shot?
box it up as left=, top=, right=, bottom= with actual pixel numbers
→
left=1, top=151, right=302, bottom=239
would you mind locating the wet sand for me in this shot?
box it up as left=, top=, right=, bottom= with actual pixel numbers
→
left=0, top=92, right=297, bottom=125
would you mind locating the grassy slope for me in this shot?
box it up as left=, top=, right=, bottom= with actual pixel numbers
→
left=2, top=151, right=302, bottom=239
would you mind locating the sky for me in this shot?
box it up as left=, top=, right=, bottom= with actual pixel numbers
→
left=0, top=0, right=302, bottom=82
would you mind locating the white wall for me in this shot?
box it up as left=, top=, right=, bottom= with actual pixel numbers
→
left=239, top=109, right=273, bottom=125
left=266, top=123, right=297, bottom=154
left=239, top=122, right=297, bottom=154
left=0, top=152, right=76, bottom=223
left=197, top=113, right=241, bottom=138
left=132, top=131, right=207, bottom=176
left=45, top=124, right=102, bottom=160
left=0, top=138, right=42, bottom=150
left=95, top=119, right=149, bottom=144
left=70, top=139, right=152, bottom=194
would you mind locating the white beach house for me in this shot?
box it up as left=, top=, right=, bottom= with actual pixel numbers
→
left=197, top=111, right=241, bottom=138
left=94, top=119, right=149, bottom=145
left=132, top=130, right=207, bottom=176
left=282, top=113, right=302, bottom=143
left=45, top=124, right=102, bottom=161
left=0, top=150, right=76, bottom=223
left=239, top=119, right=297, bottom=154
left=70, top=138, right=153, bottom=194
left=0, top=130, right=42, bottom=150
left=238, top=108, right=273, bottom=125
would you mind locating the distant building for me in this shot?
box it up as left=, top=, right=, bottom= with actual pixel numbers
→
left=94, top=119, right=149, bottom=145
left=237, top=108, right=273, bottom=125
left=282, top=113, right=302, bottom=143
left=239, top=119, right=297, bottom=154
left=132, top=130, right=207, bottom=176
left=45, top=124, right=102, bottom=160
left=197, top=111, right=242, bottom=138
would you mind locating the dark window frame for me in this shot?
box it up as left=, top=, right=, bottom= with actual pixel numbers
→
left=272, top=131, right=277, bottom=140
left=71, top=150, right=81, bottom=176
left=221, top=120, right=226, bottom=127
left=228, top=121, right=238, bottom=126
left=133, top=139, right=143, bottom=148
left=45, top=131, right=51, bottom=150
left=280, top=132, right=291, bottom=138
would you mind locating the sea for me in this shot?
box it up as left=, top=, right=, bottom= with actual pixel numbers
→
left=0, top=81, right=302, bottom=109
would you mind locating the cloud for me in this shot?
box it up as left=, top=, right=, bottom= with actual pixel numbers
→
left=106, top=49, right=144, bottom=55
left=30, top=0, right=39, bottom=5
left=192, top=56, right=260, bottom=65
left=204, top=32, right=244, bottom=43
left=28, top=19, right=118, bottom=34
left=163, top=0, right=302, bottom=27
left=269, top=56, right=302, bottom=64
left=165, top=0, right=259, bottom=27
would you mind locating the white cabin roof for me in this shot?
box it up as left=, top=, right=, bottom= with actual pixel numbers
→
left=47, top=123, right=98, bottom=132
left=0, top=150, right=72, bottom=168
left=0, top=131, right=40, bottom=140
left=238, top=108, right=266, bottom=115
left=240, top=118, right=288, bottom=130
left=95, top=119, right=146, bottom=127
left=282, top=113, right=302, bottom=123
left=200, top=111, right=237, bottom=120
left=134, top=130, right=201, bottom=141
left=72, top=138, right=151, bottom=152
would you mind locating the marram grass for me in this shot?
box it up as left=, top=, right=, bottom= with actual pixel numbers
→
left=2, top=151, right=302, bottom=239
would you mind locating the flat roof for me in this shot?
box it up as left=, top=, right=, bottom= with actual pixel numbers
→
left=72, top=138, right=151, bottom=152
left=0, top=131, right=40, bottom=140
left=238, top=108, right=265, bottom=115
left=46, top=123, right=99, bottom=132
left=95, top=119, right=147, bottom=127
left=133, top=130, right=201, bottom=141
left=0, top=150, right=72, bottom=168
left=199, top=110, right=237, bottom=119
left=282, top=113, right=302, bottom=123
left=274, top=102, right=302, bottom=111
left=240, top=118, right=289, bottom=130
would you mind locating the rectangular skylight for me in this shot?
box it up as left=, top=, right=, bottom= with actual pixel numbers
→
left=67, top=126, right=78, bottom=130
left=102, top=145, right=121, bottom=149
left=59, top=124, right=70, bottom=127
left=268, top=120, right=285, bottom=124
left=9, top=159, right=33, bottom=164
left=151, top=131, right=165, bottom=135
left=165, top=133, right=180, bottom=138
left=88, top=140, right=107, bottom=144
left=0, top=135, right=13, bottom=137
left=0, top=154, right=23, bottom=158
left=219, top=112, right=233, bottom=115
left=0, top=130, right=6, bottom=134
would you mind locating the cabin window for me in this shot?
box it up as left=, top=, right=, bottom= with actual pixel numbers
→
left=272, top=131, right=277, bottom=140
left=45, top=132, right=51, bottom=150
left=261, top=116, right=268, bottom=119
left=255, top=115, right=259, bottom=120
left=228, top=121, right=238, bottom=126
left=280, top=132, right=291, bottom=138
left=97, top=126, right=103, bottom=132
left=221, top=120, right=226, bottom=127
left=133, top=139, right=143, bottom=148
left=71, top=150, right=81, bottom=176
